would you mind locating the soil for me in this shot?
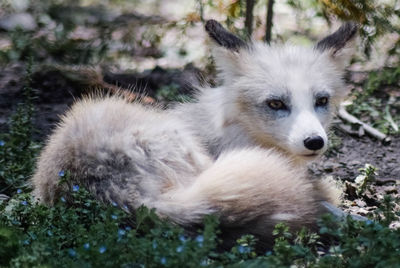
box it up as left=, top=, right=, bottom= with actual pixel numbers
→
left=1, top=62, right=399, bottom=219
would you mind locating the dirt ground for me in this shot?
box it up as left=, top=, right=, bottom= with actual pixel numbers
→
left=1, top=62, right=399, bottom=219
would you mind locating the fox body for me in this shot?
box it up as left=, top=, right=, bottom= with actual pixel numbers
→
left=32, top=20, right=357, bottom=248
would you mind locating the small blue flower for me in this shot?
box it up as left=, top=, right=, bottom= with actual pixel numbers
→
left=118, top=229, right=126, bottom=236
left=17, top=189, right=22, bottom=194
left=47, top=230, right=53, bottom=236
left=21, top=200, right=27, bottom=206
left=111, top=201, right=118, bottom=207
left=152, top=240, right=157, bottom=249
left=179, top=234, right=187, bottom=243
left=123, top=205, right=129, bottom=211
left=58, top=170, right=65, bottom=177
left=111, top=214, right=118, bottom=220
left=0, top=140, right=5, bottom=146
left=60, top=196, right=66, bottom=203
left=72, top=185, right=79, bottom=192
left=366, top=220, right=373, bottom=226
left=160, top=257, right=167, bottom=265
left=99, top=246, right=107, bottom=254
left=125, top=226, right=132, bottom=231
left=238, top=245, right=250, bottom=254
left=196, top=235, right=204, bottom=247
left=83, top=243, right=90, bottom=250
left=176, top=245, right=184, bottom=253
left=200, top=259, right=208, bottom=266
left=68, top=249, right=77, bottom=257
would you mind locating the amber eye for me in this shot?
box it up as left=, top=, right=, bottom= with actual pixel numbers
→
left=267, top=99, right=287, bottom=110
left=315, top=97, right=329, bottom=107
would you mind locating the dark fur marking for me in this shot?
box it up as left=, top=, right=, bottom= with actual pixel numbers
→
left=262, top=94, right=291, bottom=119
left=205, top=20, right=248, bottom=51
left=315, top=22, right=358, bottom=55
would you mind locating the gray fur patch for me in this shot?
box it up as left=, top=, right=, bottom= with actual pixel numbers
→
left=314, top=91, right=330, bottom=113
left=263, top=94, right=291, bottom=119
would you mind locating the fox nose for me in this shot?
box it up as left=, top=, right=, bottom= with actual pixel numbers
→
left=303, top=136, right=324, bottom=151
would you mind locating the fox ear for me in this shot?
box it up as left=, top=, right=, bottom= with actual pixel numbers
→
left=205, top=20, right=248, bottom=52
left=315, top=22, right=358, bottom=68
left=205, top=20, right=249, bottom=81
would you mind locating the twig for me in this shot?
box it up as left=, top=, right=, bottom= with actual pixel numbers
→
left=321, top=201, right=368, bottom=222
left=245, top=0, right=255, bottom=36
left=265, top=0, right=274, bottom=44
left=338, top=105, right=391, bottom=144
left=0, top=194, right=10, bottom=201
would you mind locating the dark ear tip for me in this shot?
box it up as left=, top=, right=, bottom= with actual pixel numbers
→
left=342, top=21, right=359, bottom=36
left=316, top=21, right=359, bottom=53
left=204, top=19, right=248, bottom=51
left=205, top=19, right=221, bottom=33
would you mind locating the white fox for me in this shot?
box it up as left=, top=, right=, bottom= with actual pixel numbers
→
left=32, top=20, right=357, bottom=248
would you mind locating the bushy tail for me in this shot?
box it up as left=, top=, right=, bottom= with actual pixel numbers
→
left=154, top=148, right=325, bottom=236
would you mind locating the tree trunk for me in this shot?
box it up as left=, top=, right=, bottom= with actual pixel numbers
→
left=245, top=0, right=255, bottom=37
left=197, top=0, right=204, bottom=22
left=265, top=0, right=274, bottom=43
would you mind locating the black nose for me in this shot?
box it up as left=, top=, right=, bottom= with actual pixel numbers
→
left=303, top=136, right=324, bottom=151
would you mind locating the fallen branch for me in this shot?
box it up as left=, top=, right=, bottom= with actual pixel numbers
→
left=0, top=194, right=10, bottom=201
left=338, top=105, right=391, bottom=145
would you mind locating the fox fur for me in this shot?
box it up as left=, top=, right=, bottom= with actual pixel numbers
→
left=32, top=20, right=357, bottom=248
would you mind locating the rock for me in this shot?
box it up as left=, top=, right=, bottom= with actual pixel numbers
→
left=355, top=199, right=366, bottom=207
left=0, top=13, right=37, bottom=31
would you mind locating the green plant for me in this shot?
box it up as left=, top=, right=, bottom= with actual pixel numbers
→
left=347, top=67, right=400, bottom=135
left=156, top=83, right=193, bottom=103
left=0, top=59, right=40, bottom=196
left=354, top=164, right=377, bottom=195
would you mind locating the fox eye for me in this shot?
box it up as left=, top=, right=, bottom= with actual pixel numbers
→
left=315, top=96, right=329, bottom=107
left=267, top=99, right=287, bottom=110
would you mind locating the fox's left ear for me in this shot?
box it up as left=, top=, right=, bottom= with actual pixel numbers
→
left=205, top=19, right=248, bottom=52
left=205, top=20, right=249, bottom=82
left=315, top=22, right=358, bottom=69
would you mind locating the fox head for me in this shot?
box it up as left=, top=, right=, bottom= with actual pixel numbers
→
left=205, top=20, right=357, bottom=160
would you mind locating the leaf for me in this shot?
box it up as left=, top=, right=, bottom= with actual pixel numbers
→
left=384, top=105, right=399, bottom=132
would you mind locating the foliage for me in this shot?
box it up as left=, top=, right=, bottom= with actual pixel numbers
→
left=347, top=67, right=400, bottom=135
left=0, top=188, right=221, bottom=267
left=0, top=0, right=170, bottom=65
left=1, top=186, right=400, bottom=267
left=0, top=59, right=40, bottom=196
left=156, top=83, right=193, bottom=103
left=354, top=163, right=377, bottom=195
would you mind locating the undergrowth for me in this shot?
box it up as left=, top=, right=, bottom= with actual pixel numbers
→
left=0, top=59, right=40, bottom=197
left=0, top=64, right=399, bottom=267
left=347, top=67, right=400, bottom=135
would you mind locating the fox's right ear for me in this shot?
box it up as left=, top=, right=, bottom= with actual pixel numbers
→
left=205, top=20, right=249, bottom=81
left=315, top=22, right=358, bottom=69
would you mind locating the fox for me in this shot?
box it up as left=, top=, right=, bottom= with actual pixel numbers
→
left=32, top=20, right=358, bottom=249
